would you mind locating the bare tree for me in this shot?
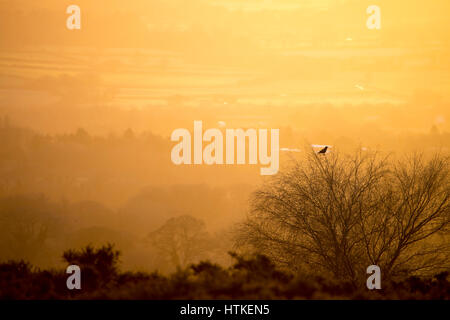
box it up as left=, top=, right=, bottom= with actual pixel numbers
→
left=236, top=150, right=450, bottom=283
left=147, top=215, right=212, bottom=269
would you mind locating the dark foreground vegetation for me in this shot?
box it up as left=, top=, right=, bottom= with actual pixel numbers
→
left=0, top=245, right=448, bottom=300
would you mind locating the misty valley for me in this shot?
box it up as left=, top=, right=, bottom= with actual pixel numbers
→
left=0, top=0, right=449, bottom=302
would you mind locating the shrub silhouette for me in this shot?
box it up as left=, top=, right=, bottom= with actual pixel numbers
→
left=62, top=243, right=120, bottom=291
left=0, top=244, right=450, bottom=299
left=0, top=248, right=448, bottom=299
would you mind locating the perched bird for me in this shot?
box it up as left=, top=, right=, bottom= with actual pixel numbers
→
left=318, top=146, right=328, bottom=154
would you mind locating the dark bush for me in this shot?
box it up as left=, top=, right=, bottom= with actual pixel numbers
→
left=0, top=247, right=448, bottom=300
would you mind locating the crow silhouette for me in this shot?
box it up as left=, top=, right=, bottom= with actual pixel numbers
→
left=318, top=146, right=328, bottom=154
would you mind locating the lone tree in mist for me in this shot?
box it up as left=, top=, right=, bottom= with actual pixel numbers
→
left=237, top=150, right=450, bottom=284
left=147, top=215, right=212, bottom=269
